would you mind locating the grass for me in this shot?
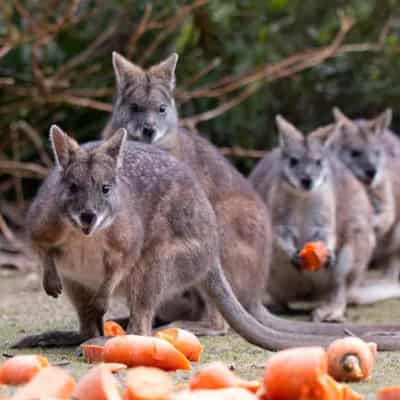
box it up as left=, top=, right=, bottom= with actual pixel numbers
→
left=1, top=269, right=400, bottom=399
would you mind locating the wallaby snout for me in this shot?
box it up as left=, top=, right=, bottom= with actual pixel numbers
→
left=79, top=209, right=97, bottom=234
left=301, top=177, right=312, bottom=190
left=142, top=123, right=156, bottom=142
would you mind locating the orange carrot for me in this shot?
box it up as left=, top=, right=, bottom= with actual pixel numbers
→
left=0, top=355, right=49, bottom=385
left=123, top=367, right=174, bottom=400
left=189, top=362, right=260, bottom=393
left=104, top=321, right=127, bottom=337
left=154, top=328, right=203, bottom=362
left=103, top=335, right=191, bottom=371
left=299, top=241, right=329, bottom=271
left=377, top=386, right=400, bottom=400
left=263, top=347, right=363, bottom=400
left=74, top=364, right=122, bottom=400
left=171, top=388, right=257, bottom=400
left=81, top=344, right=105, bottom=363
left=327, top=337, right=377, bottom=382
left=12, top=366, right=76, bottom=400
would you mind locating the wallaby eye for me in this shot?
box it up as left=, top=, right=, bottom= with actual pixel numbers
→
left=315, top=159, right=322, bottom=167
left=102, top=184, right=111, bottom=195
left=351, top=149, right=362, bottom=158
left=289, top=157, right=299, bottom=167
left=131, top=103, right=139, bottom=113
left=70, top=183, right=79, bottom=194
left=159, top=104, right=167, bottom=114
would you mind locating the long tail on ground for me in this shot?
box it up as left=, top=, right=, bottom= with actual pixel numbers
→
left=11, top=331, right=84, bottom=348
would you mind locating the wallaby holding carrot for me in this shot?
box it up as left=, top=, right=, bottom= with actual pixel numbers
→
left=102, top=52, right=274, bottom=336
left=250, top=116, right=376, bottom=323
left=331, top=109, right=400, bottom=303
left=15, top=126, right=364, bottom=351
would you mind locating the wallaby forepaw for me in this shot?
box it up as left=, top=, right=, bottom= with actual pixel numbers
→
left=43, top=271, right=63, bottom=298
left=312, top=306, right=345, bottom=323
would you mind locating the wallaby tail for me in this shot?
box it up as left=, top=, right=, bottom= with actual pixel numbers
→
left=205, top=263, right=400, bottom=351
left=11, top=331, right=84, bottom=348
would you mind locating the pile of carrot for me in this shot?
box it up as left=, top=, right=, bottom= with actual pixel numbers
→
left=2, top=327, right=399, bottom=400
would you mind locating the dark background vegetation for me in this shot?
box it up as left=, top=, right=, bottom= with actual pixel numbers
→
left=0, top=0, right=399, bottom=207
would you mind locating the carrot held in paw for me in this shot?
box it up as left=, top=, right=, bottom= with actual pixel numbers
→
left=81, top=344, right=105, bottom=363
left=123, top=367, right=174, bottom=400
left=154, top=328, right=203, bottom=362
left=189, top=362, right=260, bottom=393
left=299, top=241, right=329, bottom=271
left=103, top=335, right=191, bottom=371
left=74, top=364, right=122, bottom=400
left=104, top=321, right=127, bottom=337
left=377, top=386, right=400, bottom=400
left=0, top=355, right=49, bottom=385
left=12, top=366, right=76, bottom=400
left=263, top=347, right=363, bottom=400
left=327, top=337, right=377, bottom=382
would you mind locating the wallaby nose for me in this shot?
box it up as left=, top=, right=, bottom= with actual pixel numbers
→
left=301, top=177, right=312, bottom=190
left=366, top=168, right=376, bottom=180
left=142, top=125, right=155, bottom=141
left=80, top=210, right=96, bottom=227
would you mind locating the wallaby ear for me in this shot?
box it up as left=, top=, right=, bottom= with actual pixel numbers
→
left=98, top=128, right=127, bottom=170
left=112, top=51, right=143, bottom=87
left=49, top=125, right=80, bottom=169
left=276, top=115, right=303, bottom=150
left=332, top=107, right=354, bottom=126
left=149, top=53, right=178, bottom=90
left=309, top=123, right=339, bottom=149
left=368, top=109, right=392, bottom=136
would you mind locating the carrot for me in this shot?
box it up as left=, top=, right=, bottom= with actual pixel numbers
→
left=263, top=347, right=363, bottom=400
left=81, top=344, right=105, bottom=363
left=327, top=337, right=377, bottom=382
left=189, top=362, right=260, bottom=393
left=104, top=363, right=127, bottom=373
left=377, top=386, right=400, bottom=400
left=0, top=355, right=49, bottom=385
left=104, top=321, right=127, bottom=337
left=123, top=367, right=174, bottom=400
left=12, top=366, right=76, bottom=400
left=74, top=364, right=122, bottom=400
left=171, top=388, right=257, bottom=400
left=103, top=335, right=191, bottom=371
left=154, top=328, right=203, bottom=362
left=299, top=241, right=329, bottom=271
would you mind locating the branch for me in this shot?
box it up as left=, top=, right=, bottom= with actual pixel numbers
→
left=0, top=160, right=48, bottom=179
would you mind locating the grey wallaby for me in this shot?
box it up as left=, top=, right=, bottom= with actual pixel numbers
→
left=250, top=115, right=395, bottom=325
left=98, top=52, right=400, bottom=347
left=14, top=126, right=361, bottom=351
left=330, top=108, right=400, bottom=304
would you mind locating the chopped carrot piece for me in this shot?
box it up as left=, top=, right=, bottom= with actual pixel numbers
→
left=377, top=386, right=400, bottom=400
left=0, top=355, right=49, bottom=385
left=81, top=344, right=105, bottom=363
left=74, top=364, right=121, bottom=400
left=103, top=335, right=191, bottom=371
left=299, top=241, right=329, bottom=271
left=189, top=362, right=260, bottom=393
left=123, top=367, right=174, bottom=400
left=12, top=366, right=76, bottom=400
left=171, top=388, right=257, bottom=400
left=104, top=321, right=127, bottom=337
left=155, top=328, right=203, bottom=362
left=263, top=347, right=363, bottom=400
left=327, top=337, right=377, bottom=382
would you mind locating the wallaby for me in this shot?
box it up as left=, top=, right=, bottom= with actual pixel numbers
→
left=102, top=51, right=275, bottom=336
left=16, top=126, right=365, bottom=351
left=99, top=52, right=400, bottom=345
left=331, top=108, right=400, bottom=303
left=250, top=116, right=377, bottom=323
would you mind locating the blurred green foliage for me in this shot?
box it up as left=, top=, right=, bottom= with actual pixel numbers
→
left=1, top=0, right=399, bottom=184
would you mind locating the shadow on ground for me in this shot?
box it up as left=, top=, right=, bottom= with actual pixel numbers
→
left=1, top=270, right=400, bottom=399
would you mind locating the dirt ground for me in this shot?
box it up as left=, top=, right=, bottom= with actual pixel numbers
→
left=1, top=269, right=400, bottom=399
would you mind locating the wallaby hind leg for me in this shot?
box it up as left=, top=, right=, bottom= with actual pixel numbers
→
left=383, top=255, right=400, bottom=281
left=12, top=279, right=105, bottom=348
